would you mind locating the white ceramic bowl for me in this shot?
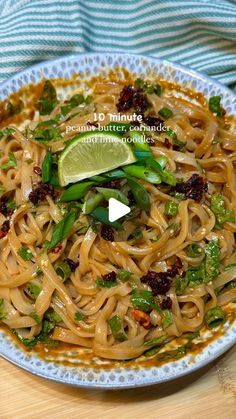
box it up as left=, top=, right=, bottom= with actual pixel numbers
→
left=0, top=53, right=235, bottom=389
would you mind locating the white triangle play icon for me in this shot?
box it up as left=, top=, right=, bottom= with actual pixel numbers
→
left=108, top=198, right=131, bottom=222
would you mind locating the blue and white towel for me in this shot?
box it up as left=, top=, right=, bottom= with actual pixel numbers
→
left=0, top=0, right=236, bottom=87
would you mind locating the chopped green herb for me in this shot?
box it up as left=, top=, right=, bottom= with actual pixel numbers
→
left=146, top=157, right=177, bottom=186
left=70, top=93, right=87, bottom=106
left=131, top=289, right=154, bottom=312
left=182, top=239, right=220, bottom=289
left=185, top=264, right=205, bottom=287
left=42, top=151, right=53, bottom=183
left=17, top=336, right=37, bottom=348
left=164, top=200, right=179, bottom=217
left=37, top=118, right=59, bottom=128
left=96, top=277, right=117, bottom=288
left=96, top=187, right=129, bottom=205
left=123, top=164, right=162, bottom=184
left=16, top=316, right=59, bottom=348
left=41, top=318, right=57, bottom=335
left=26, top=283, right=41, bottom=299
left=161, top=309, right=173, bottom=329
left=0, top=127, right=15, bottom=139
left=38, top=80, right=58, bottom=115
left=187, top=243, right=204, bottom=258
left=45, top=211, right=76, bottom=251
left=175, top=275, right=189, bottom=295
left=60, top=181, right=94, bottom=202
left=17, top=246, right=33, bottom=261
left=25, top=158, right=33, bottom=165
left=34, top=267, right=43, bottom=277
left=91, top=207, right=122, bottom=229
left=158, top=107, right=173, bottom=119
left=76, top=224, right=88, bottom=235
left=209, top=96, right=223, bottom=117
left=155, top=155, right=168, bottom=169
left=212, top=136, right=220, bottom=145
left=205, top=306, right=226, bottom=329
left=129, top=227, right=143, bottom=241
left=60, top=94, right=92, bottom=116
left=135, top=78, right=162, bottom=96
left=34, top=127, right=61, bottom=143
left=45, top=310, right=61, bottom=323
left=55, top=261, right=71, bottom=280
left=7, top=100, right=23, bottom=116
left=165, top=128, right=178, bottom=141
left=0, top=298, right=6, bottom=320
left=127, top=176, right=150, bottom=211
left=30, top=312, right=41, bottom=324
left=165, top=128, right=186, bottom=150
left=128, top=131, right=153, bottom=160
left=183, top=331, right=200, bottom=341
left=117, top=269, right=132, bottom=282
left=173, top=192, right=185, bottom=201
left=91, top=219, right=100, bottom=233
left=210, top=193, right=235, bottom=228
left=1, top=151, right=17, bottom=170
left=6, top=200, right=16, bottom=212
left=158, top=344, right=189, bottom=361
left=108, top=315, right=127, bottom=342
left=103, top=169, right=127, bottom=180
left=144, top=335, right=167, bottom=347
left=82, top=192, right=103, bottom=215
left=204, top=239, right=220, bottom=281
left=75, top=312, right=87, bottom=321
left=144, top=347, right=163, bottom=357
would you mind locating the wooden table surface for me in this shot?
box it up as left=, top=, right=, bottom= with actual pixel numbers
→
left=0, top=346, right=235, bottom=419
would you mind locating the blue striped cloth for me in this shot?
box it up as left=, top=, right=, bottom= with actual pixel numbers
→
left=1, top=0, right=236, bottom=88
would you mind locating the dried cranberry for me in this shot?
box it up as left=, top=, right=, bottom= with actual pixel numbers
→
left=102, top=271, right=117, bottom=281
left=29, top=183, right=56, bottom=204
left=173, top=174, right=208, bottom=202
left=52, top=245, right=62, bottom=254
left=0, top=220, right=10, bottom=238
left=141, top=265, right=179, bottom=296
left=33, top=166, right=42, bottom=176
left=64, top=257, right=79, bottom=272
left=101, top=225, right=114, bottom=241
left=0, top=197, right=14, bottom=216
left=173, top=144, right=181, bottom=151
left=0, top=197, right=8, bottom=216
left=116, top=85, right=149, bottom=115
left=132, top=88, right=149, bottom=115
left=164, top=138, right=172, bottom=149
left=161, top=296, right=172, bottom=310
left=117, top=85, right=134, bottom=112
left=102, top=180, right=122, bottom=189
left=143, top=115, right=164, bottom=129
left=175, top=256, right=183, bottom=270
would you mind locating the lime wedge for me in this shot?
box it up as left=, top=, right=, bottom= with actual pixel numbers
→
left=58, top=131, right=136, bottom=186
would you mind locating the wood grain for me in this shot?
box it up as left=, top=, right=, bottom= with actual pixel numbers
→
left=0, top=346, right=235, bottom=419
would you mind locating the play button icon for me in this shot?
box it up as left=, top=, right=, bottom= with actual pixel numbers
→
left=108, top=198, right=131, bottom=222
